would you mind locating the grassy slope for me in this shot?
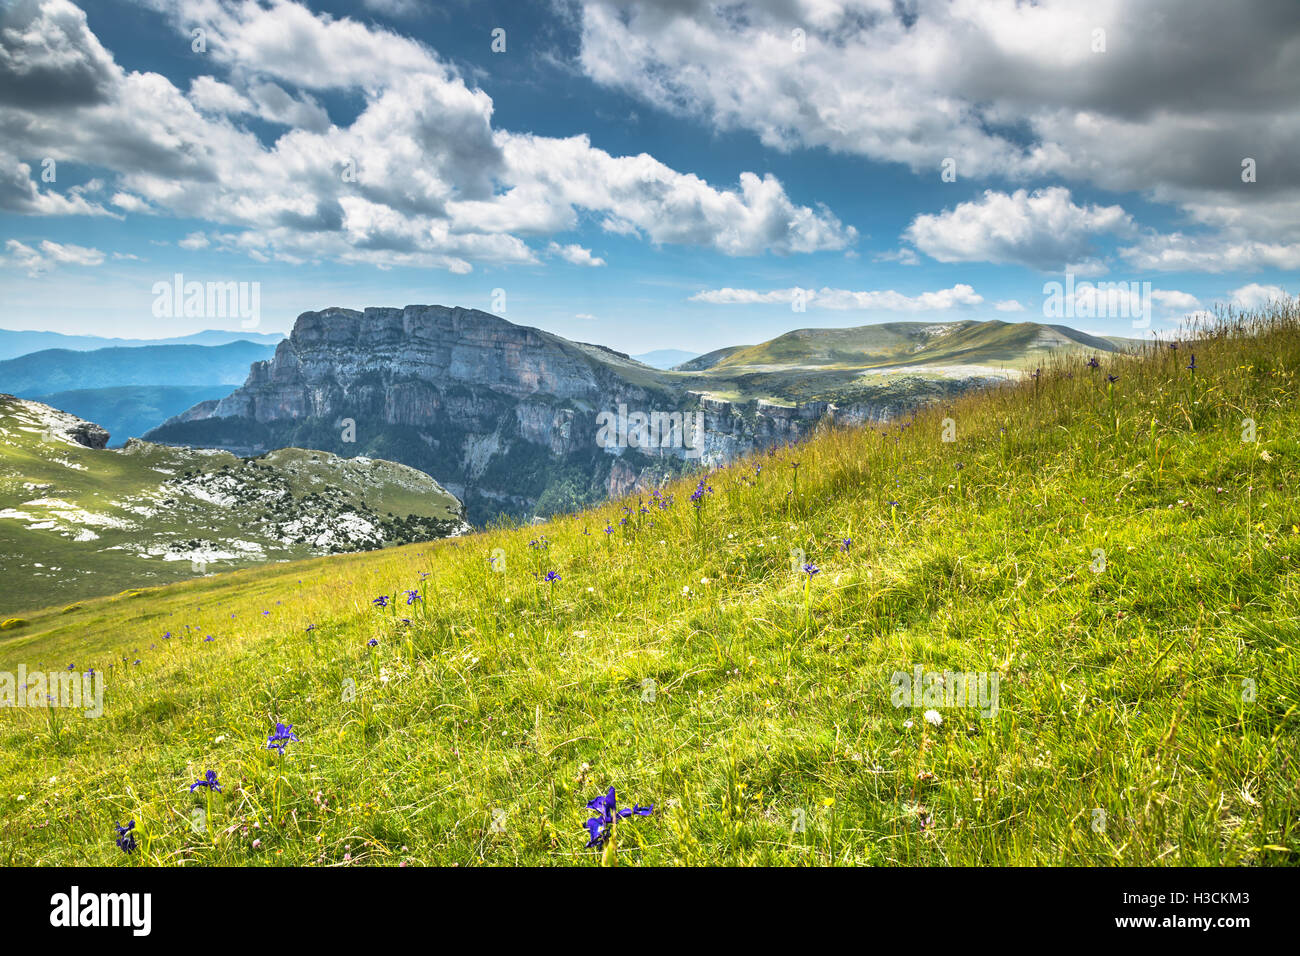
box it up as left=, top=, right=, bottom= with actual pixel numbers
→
left=1, top=308, right=1298, bottom=866
left=0, top=398, right=463, bottom=615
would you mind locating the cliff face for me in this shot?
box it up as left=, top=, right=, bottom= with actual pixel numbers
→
left=149, top=305, right=950, bottom=523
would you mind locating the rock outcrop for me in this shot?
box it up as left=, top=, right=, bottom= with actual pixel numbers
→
left=149, top=305, right=967, bottom=523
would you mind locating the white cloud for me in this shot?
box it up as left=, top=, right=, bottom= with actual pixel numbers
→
left=2, top=238, right=105, bottom=275
left=690, top=284, right=983, bottom=311
left=548, top=242, right=606, bottom=267
left=1121, top=233, right=1300, bottom=273
left=575, top=0, right=1300, bottom=244
left=904, top=187, right=1132, bottom=271
left=994, top=299, right=1025, bottom=312
left=0, top=0, right=852, bottom=274
left=178, top=232, right=211, bottom=250
left=1229, top=283, right=1289, bottom=309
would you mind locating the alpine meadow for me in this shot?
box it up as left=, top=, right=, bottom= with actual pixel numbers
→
left=1, top=0, right=1297, bottom=919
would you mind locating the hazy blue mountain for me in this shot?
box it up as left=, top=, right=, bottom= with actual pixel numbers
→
left=0, top=341, right=278, bottom=393
left=631, top=349, right=700, bottom=369
left=0, top=327, right=284, bottom=361
left=30, top=385, right=237, bottom=446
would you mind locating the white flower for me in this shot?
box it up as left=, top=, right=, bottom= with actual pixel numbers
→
left=903, top=720, right=913, bottom=729
left=924, top=709, right=943, bottom=727
left=681, top=586, right=691, bottom=596
left=700, top=577, right=710, bottom=584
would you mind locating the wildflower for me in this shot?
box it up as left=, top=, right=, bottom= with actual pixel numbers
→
left=367, top=638, right=378, bottom=647
left=802, top=564, right=820, bottom=577
left=1187, top=354, right=1197, bottom=372
left=189, top=770, right=221, bottom=794
left=114, top=820, right=137, bottom=854
left=404, top=589, right=420, bottom=605
left=266, top=722, right=299, bottom=755
left=372, top=595, right=390, bottom=608
left=1086, top=356, right=1100, bottom=369
left=1107, top=374, right=1119, bottom=384
left=924, top=709, right=943, bottom=727
left=604, top=525, right=614, bottom=535
left=543, top=570, right=561, bottom=583
left=583, top=785, right=653, bottom=848
left=203, top=635, right=214, bottom=642
left=841, top=538, right=851, bottom=552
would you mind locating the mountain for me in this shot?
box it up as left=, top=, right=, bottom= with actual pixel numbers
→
left=30, top=386, right=236, bottom=447
left=0, top=328, right=285, bottom=361
left=631, top=348, right=700, bottom=369
left=0, top=395, right=467, bottom=614
left=148, top=308, right=1144, bottom=525
left=4, top=302, right=1295, bottom=867
left=0, top=341, right=278, bottom=393
left=704, top=319, right=1137, bottom=372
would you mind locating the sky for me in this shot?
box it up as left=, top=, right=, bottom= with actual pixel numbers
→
left=0, top=0, right=1297, bottom=355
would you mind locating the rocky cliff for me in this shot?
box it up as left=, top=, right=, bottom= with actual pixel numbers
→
left=148, top=305, right=970, bottom=523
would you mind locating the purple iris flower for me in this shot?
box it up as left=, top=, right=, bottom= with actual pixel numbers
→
left=372, top=595, right=390, bottom=608
left=544, top=570, right=561, bottom=583
left=404, top=590, right=420, bottom=605
left=266, top=722, right=299, bottom=755
left=189, top=770, right=221, bottom=794
left=114, top=820, right=137, bottom=853
left=583, top=786, right=653, bottom=848
left=367, top=638, right=378, bottom=647
left=803, top=564, right=820, bottom=577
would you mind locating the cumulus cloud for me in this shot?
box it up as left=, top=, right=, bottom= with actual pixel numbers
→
left=1120, top=233, right=1300, bottom=273
left=0, top=0, right=853, bottom=272
left=903, top=188, right=1133, bottom=272
left=575, top=0, right=1300, bottom=243
left=690, top=284, right=983, bottom=311
left=1229, top=283, right=1289, bottom=309
left=548, top=242, right=606, bottom=267
left=2, top=238, right=105, bottom=275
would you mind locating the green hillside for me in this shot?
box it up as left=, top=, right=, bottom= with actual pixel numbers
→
left=0, top=396, right=465, bottom=615
left=0, top=306, right=1296, bottom=866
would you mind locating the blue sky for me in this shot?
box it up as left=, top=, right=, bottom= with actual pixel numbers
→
left=1, top=0, right=1296, bottom=354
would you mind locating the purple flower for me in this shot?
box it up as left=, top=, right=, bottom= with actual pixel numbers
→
left=841, top=538, right=852, bottom=552
left=189, top=770, right=221, bottom=794
left=583, top=785, right=653, bottom=848
left=114, top=820, right=137, bottom=853
left=404, top=589, right=420, bottom=605
left=372, top=595, right=390, bottom=608
left=367, top=638, right=378, bottom=647
left=544, top=570, right=561, bottom=583
left=1186, top=354, right=1197, bottom=372
left=803, top=564, right=820, bottom=577
left=266, top=722, right=299, bottom=755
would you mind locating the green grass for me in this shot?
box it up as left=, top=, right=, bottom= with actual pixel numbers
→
left=0, top=402, right=464, bottom=614
left=1, top=305, right=1298, bottom=866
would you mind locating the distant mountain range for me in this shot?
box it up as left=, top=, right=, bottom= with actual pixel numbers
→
left=146, top=306, right=1138, bottom=524
left=0, top=342, right=278, bottom=442
left=27, top=386, right=236, bottom=447
left=631, top=349, right=700, bottom=369
left=0, top=328, right=284, bottom=361
left=0, top=340, right=278, bottom=393
left=0, top=394, right=466, bottom=614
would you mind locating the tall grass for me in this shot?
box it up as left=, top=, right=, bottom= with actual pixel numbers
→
left=1, top=302, right=1297, bottom=866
